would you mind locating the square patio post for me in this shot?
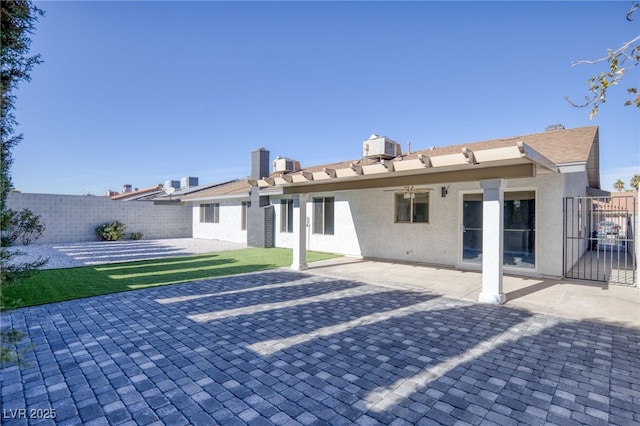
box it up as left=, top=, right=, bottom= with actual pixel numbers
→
left=478, top=178, right=506, bottom=304
left=292, top=193, right=309, bottom=271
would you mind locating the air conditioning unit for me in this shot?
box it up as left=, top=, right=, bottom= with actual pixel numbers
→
left=273, top=157, right=301, bottom=173
left=363, top=135, right=402, bottom=159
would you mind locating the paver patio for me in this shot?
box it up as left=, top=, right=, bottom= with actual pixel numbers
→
left=1, top=270, right=639, bottom=425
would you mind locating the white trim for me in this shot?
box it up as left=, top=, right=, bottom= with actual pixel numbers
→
left=558, top=163, right=587, bottom=173
left=186, top=194, right=250, bottom=202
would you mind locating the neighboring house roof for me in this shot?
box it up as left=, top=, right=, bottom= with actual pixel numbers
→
left=181, top=179, right=252, bottom=201
left=121, top=179, right=242, bottom=203
left=593, top=191, right=638, bottom=213
left=111, top=184, right=164, bottom=201
left=155, top=180, right=237, bottom=199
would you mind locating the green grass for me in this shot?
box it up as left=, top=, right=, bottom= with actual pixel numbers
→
left=1, top=248, right=339, bottom=309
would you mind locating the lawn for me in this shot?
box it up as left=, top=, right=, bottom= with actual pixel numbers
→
left=1, top=248, right=339, bottom=309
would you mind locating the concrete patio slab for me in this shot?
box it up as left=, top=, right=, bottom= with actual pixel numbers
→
left=305, top=257, right=640, bottom=329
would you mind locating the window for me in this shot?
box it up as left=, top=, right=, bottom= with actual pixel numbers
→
left=241, top=201, right=251, bottom=230
left=199, top=203, right=219, bottom=223
left=395, top=192, right=429, bottom=223
left=313, top=197, right=334, bottom=235
left=280, top=199, right=294, bottom=233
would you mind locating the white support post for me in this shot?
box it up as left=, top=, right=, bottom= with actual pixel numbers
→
left=478, top=179, right=506, bottom=305
left=292, top=193, right=309, bottom=271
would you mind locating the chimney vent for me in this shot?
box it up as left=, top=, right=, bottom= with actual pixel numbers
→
left=251, top=148, right=270, bottom=179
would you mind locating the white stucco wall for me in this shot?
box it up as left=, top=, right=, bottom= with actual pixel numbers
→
left=273, top=172, right=575, bottom=278
left=272, top=193, right=362, bottom=256
left=191, top=199, right=248, bottom=244
left=193, top=169, right=588, bottom=279
left=345, top=187, right=458, bottom=265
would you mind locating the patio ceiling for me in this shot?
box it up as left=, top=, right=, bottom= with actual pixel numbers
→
left=251, top=141, right=558, bottom=194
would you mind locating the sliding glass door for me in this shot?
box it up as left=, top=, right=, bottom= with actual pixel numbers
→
left=462, top=191, right=535, bottom=269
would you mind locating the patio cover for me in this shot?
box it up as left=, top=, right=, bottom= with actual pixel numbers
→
left=251, top=141, right=558, bottom=193
left=249, top=142, right=560, bottom=306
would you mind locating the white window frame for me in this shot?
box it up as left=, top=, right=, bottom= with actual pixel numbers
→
left=280, top=199, right=294, bottom=233
left=199, top=203, right=220, bottom=223
left=312, top=197, right=335, bottom=235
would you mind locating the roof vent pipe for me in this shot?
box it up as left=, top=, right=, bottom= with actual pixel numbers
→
left=545, top=124, right=565, bottom=131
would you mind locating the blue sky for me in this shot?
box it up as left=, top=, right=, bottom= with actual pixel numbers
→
left=12, top=1, right=640, bottom=195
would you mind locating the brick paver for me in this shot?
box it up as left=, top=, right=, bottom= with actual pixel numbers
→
left=1, top=271, right=639, bottom=425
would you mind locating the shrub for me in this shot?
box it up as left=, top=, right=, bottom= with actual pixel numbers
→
left=130, top=232, right=143, bottom=240
left=0, top=208, right=48, bottom=287
left=0, top=208, right=46, bottom=246
left=0, top=248, right=47, bottom=287
left=95, top=221, right=126, bottom=241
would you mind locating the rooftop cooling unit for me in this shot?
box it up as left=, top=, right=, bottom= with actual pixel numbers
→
left=363, top=135, right=402, bottom=159
left=180, top=176, right=198, bottom=188
left=273, top=157, right=301, bottom=172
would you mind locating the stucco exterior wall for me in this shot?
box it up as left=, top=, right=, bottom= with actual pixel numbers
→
left=272, top=193, right=362, bottom=256
left=191, top=199, right=248, bottom=244
left=345, top=187, right=457, bottom=264
left=191, top=170, right=588, bottom=279
left=270, top=172, right=575, bottom=278
left=6, top=193, right=191, bottom=244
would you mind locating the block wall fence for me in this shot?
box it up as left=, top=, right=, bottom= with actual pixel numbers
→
left=6, top=193, right=192, bottom=244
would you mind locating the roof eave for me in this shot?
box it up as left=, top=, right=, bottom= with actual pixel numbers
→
left=185, top=193, right=251, bottom=202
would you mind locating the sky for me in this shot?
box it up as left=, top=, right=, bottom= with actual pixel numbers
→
left=11, top=1, right=640, bottom=195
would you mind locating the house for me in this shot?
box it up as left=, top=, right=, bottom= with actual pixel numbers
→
left=107, top=176, right=245, bottom=204
left=109, top=184, right=165, bottom=201
left=182, top=125, right=639, bottom=301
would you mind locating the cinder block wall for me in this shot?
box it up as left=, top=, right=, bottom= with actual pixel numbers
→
left=6, top=193, right=192, bottom=244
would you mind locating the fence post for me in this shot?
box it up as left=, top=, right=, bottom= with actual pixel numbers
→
left=636, top=193, right=639, bottom=287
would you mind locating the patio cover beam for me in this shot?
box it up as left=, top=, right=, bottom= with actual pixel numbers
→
left=282, top=163, right=535, bottom=194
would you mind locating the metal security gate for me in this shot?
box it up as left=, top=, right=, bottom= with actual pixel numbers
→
left=564, top=195, right=637, bottom=285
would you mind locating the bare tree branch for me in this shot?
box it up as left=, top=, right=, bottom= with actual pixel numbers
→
left=627, top=1, right=639, bottom=21
left=570, top=35, right=640, bottom=67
